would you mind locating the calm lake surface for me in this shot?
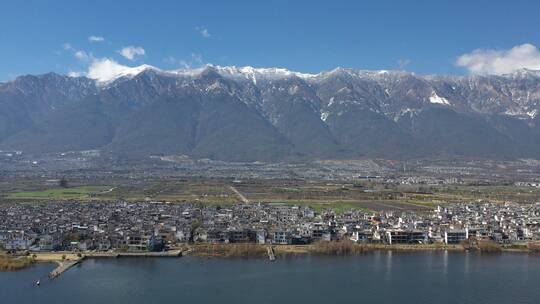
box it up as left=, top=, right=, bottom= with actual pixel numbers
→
left=1, top=251, right=539, bottom=304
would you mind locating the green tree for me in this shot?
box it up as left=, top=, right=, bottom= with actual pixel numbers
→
left=59, top=178, right=69, bottom=188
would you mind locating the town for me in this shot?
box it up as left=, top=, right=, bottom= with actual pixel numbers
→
left=1, top=200, right=539, bottom=252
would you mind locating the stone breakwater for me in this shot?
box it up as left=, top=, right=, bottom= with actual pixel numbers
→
left=49, top=258, right=83, bottom=278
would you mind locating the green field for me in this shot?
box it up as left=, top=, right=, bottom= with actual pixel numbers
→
left=279, top=200, right=374, bottom=213
left=2, top=177, right=539, bottom=213
left=6, top=186, right=111, bottom=200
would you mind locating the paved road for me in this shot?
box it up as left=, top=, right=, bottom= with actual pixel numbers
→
left=97, top=187, right=117, bottom=194
left=229, top=186, right=250, bottom=203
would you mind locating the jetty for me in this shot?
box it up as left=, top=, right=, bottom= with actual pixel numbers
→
left=33, top=250, right=185, bottom=279
left=49, top=257, right=84, bottom=279
left=267, top=246, right=276, bottom=261
left=85, top=249, right=183, bottom=258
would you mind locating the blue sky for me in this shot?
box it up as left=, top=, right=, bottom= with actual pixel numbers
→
left=1, top=0, right=540, bottom=81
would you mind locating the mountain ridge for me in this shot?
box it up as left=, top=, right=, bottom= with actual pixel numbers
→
left=1, top=65, right=540, bottom=161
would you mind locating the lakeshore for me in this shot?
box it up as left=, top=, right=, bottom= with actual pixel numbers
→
left=0, top=255, right=33, bottom=271
left=2, top=240, right=538, bottom=276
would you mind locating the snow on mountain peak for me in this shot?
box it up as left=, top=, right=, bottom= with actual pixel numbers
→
left=84, top=58, right=161, bottom=84
left=71, top=61, right=425, bottom=87
left=208, top=65, right=317, bottom=84
left=79, top=62, right=320, bottom=86
left=506, top=68, right=540, bottom=79
left=429, top=91, right=450, bottom=105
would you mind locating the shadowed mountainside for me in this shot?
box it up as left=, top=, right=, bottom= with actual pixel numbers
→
left=1, top=66, right=540, bottom=161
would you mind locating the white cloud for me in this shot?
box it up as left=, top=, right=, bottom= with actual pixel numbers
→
left=178, top=60, right=190, bottom=68
left=87, top=58, right=131, bottom=82
left=67, top=71, right=83, bottom=77
left=118, top=46, right=146, bottom=60
left=457, top=43, right=540, bottom=75
left=165, top=56, right=189, bottom=68
left=191, top=53, right=202, bottom=64
left=398, top=59, right=410, bottom=69
left=74, top=50, right=90, bottom=61
left=62, top=43, right=73, bottom=51
left=164, top=53, right=204, bottom=69
left=88, top=36, right=104, bottom=43
left=195, top=26, right=210, bottom=38
left=62, top=43, right=92, bottom=61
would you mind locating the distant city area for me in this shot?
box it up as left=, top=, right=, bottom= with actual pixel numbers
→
left=3, top=150, right=540, bottom=181
left=1, top=201, right=539, bottom=252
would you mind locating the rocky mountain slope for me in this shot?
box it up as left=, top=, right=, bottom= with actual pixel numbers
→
left=1, top=65, right=540, bottom=161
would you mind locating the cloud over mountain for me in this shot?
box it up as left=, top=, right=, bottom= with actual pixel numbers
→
left=87, top=58, right=132, bottom=82
left=457, top=43, right=540, bottom=75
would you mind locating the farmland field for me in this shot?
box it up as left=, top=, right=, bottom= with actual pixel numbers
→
left=5, top=186, right=112, bottom=200
left=2, top=176, right=539, bottom=212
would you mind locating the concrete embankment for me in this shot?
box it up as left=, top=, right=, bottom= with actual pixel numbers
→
left=86, top=250, right=183, bottom=258
left=33, top=250, right=184, bottom=278
left=49, top=257, right=84, bottom=278
left=267, top=246, right=276, bottom=261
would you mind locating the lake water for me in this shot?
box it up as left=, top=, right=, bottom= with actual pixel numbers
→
left=1, top=251, right=539, bottom=304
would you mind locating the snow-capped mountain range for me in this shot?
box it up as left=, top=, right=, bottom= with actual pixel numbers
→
left=1, top=65, right=540, bottom=161
left=86, top=64, right=540, bottom=120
